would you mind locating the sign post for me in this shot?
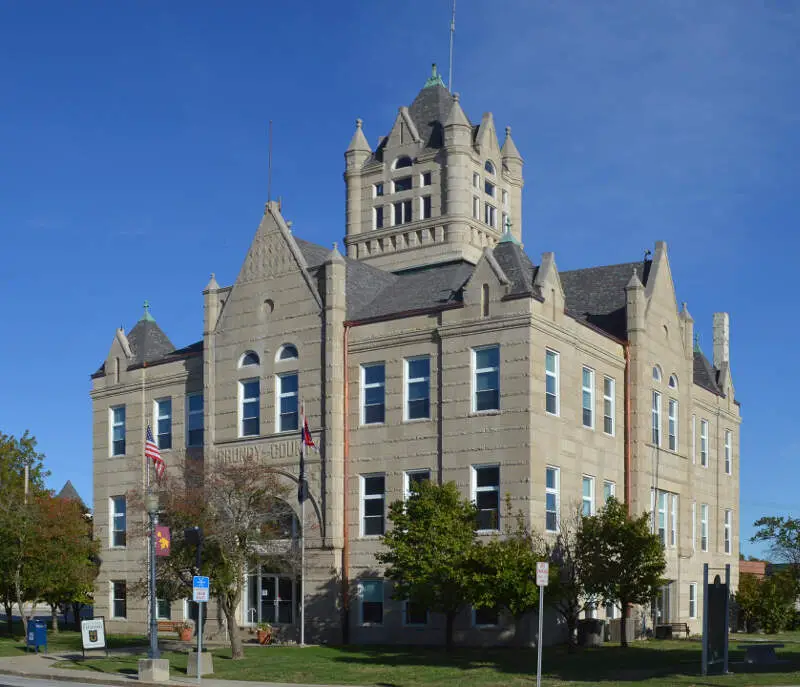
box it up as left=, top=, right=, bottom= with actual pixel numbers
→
left=80, top=617, right=108, bottom=658
left=193, top=576, right=209, bottom=684
left=536, top=561, right=549, bottom=687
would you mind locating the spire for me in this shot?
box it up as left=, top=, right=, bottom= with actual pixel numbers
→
left=325, top=241, right=345, bottom=264
left=501, top=126, right=522, bottom=160
left=205, top=273, right=220, bottom=292
left=625, top=268, right=643, bottom=290
left=346, top=118, right=371, bottom=153
left=140, top=299, right=155, bottom=322
left=498, top=216, right=520, bottom=244
left=694, top=333, right=703, bottom=354
left=424, top=63, right=445, bottom=89
left=444, top=93, right=470, bottom=128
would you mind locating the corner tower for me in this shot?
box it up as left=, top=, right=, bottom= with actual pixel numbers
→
left=343, top=64, right=524, bottom=272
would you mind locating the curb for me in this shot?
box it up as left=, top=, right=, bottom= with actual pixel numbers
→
left=0, top=667, right=200, bottom=687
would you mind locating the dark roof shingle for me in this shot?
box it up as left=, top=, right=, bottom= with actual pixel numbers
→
left=127, top=319, right=176, bottom=366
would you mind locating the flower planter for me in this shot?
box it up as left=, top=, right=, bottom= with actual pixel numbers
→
left=179, top=628, right=193, bottom=642
left=256, top=629, right=271, bottom=645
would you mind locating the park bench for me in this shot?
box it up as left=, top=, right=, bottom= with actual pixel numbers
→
left=157, top=620, right=182, bottom=633
left=740, top=643, right=786, bottom=665
left=670, top=622, right=690, bottom=638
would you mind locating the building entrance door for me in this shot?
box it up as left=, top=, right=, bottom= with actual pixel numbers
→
left=245, top=568, right=295, bottom=626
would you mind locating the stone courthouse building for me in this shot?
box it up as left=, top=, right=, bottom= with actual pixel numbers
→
left=90, top=67, right=740, bottom=644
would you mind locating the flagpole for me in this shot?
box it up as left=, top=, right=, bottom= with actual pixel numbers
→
left=299, top=403, right=306, bottom=647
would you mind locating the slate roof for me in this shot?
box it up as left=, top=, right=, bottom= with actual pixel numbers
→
left=493, top=241, right=539, bottom=297
left=407, top=82, right=455, bottom=150
left=693, top=350, right=724, bottom=396
left=57, top=480, right=87, bottom=509
left=127, top=318, right=176, bottom=366
left=560, top=260, right=652, bottom=340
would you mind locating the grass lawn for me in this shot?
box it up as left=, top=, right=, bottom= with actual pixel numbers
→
left=0, top=624, right=147, bottom=658
left=48, top=636, right=800, bottom=686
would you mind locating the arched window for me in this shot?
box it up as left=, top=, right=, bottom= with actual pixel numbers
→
left=484, top=160, right=496, bottom=175
left=277, top=344, right=299, bottom=361
left=652, top=365, right=662, bottom=383
left=239, top=351, right=260, bottom=367
left=668, top=374, right=678, bottom=389
left=393, top=155, right=413, bottom=170
left=261, top=498, right=300, bottom=540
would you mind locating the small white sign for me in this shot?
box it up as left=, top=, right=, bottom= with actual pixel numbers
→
left=81, top=618, right=107, bottom=650
left=193, top=575, right=210, bottom=603
left=536, top=561, right=549, bottom=587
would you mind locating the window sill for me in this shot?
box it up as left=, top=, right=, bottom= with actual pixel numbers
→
left=545, top=411, right=560, bottom=418
left=470, top=410, right=501, bottom=417
left=359, top=623, right=384, bottom=628
left=403, top=417, right=432, bottom=424
left=108, top=546, right=127, bottom=551
left=358, top=535, right=383, bottom=541
left=476, top=529, right=501, bottom=536
left=111, top=617, right=127, bottom=621
left=110, top=454, right=126, bottom=458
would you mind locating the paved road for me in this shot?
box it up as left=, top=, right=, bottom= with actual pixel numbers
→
left=0, top=677, right=114, bottom=687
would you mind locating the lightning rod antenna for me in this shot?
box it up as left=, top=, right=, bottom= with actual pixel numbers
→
left=268, top=119, right=273, bottom=202
left=448, top=0, right=456, bottom=92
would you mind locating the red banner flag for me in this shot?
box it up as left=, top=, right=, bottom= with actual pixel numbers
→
left=155, top=525, right=171, bottom=557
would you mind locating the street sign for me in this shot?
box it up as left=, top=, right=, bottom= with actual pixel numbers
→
left=193, top=575, right=210, bottom=603
left=536, top=561, right=549, bottom=587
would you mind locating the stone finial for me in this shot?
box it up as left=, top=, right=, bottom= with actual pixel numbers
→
left=205, top=273, right=220, bottom=292
left=141, top=299, right=155, bottom=322
left=356, top=118, right=363, bottom=129
left=325, top=241, right=345, bottom=264
left=625, top=268, right=643, bottom=290
left=346, top=118, right=371, bottom=154
left=501, top=124, right=522, bottom=160
left=444, top=93, right=470, bottom=128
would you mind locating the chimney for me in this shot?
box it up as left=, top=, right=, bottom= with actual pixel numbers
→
left=713, top=312, right=729, bottom=368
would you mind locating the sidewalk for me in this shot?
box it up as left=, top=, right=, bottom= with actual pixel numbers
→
left=0, top=651, right=349, bottom=687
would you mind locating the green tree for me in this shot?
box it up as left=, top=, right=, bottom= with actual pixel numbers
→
left=376, top=480, right=478, bottom=650
left=471, top=498, right=550, bottom=645
left=735, top=573, right=761, bottom=633
left=752, top=516, right=800, bottom=584
left=757, top=571, right=797, bottom=633
left=578, top=497, right=666, bottom=647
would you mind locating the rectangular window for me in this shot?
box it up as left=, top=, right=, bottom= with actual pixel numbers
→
left=405, top=356, right=430, bottom=420
left=700, top=420, right=709, bottom=466
left=725, top=430, right=732, bottom=475
left=111, top=581, right=127, bottom=619
left=155, top=398, right=172, bottom=450
left=404, top=469, right=431, bottom=500
left=473, top=196, right=480, bottom=219
left=404, top=600, right=427, bottom=626
left=603, top=377, right=615, bottom=435
left=605, top=602, right=617, bottom=620
left=692, top=414, right=696, bottom=464
left=421, top=171, right=432, bottom=187
left=582, top=476, right=595, bottom=516
left=393, top=176, right=412, bottom=193
left=374, top=206, right=384, bottom=229
left=473, top=172, right=480, bottom=188
left=473, top=465, right=500, bottom=531
left=689, top=583, right=697, bottom=619
left=361, top=363, right=385, bottom=425
left=724, top=510, right=732, bottom=555
left=361, top=474, right=385, bottom=536
left=473, top=346, right=500, bottom=412
left=603, top=480, right=616, bottom=502
left=421, top=195, right=432, bottom=219
left=657, top=491, right=667, bottom=546
left=582, top=367, right=595, bottom=429
left=186, top=393, right=203, bottom=447
left=359, top=580, right=383, bottom=625
left=157, top=598, right=171, bottom=620
left=692, top=501, right=697, bottom=551
left=668, top=399, right=678, bottom=451
left=670, top=494, right=678, bottom=547
left=374, top=182, right=384, bottom=197
left=652, top=391, right=661, bottom=446
left=110, top=496, right=126, bottom=548
left=110, top=406, right=126, bottom=456
left=502, top=189, right=509, bottom=207
left=484, top=203, right=496, bottom=227
left=545, top=466, right=560, bottom=532
left=277, top=373, right=299, bottom=432
left=545, top=349, right=560, bottom=415
left=484, top=180, right=495, bottom=197
left=701, top=504, right=709, bottom=552
left=501, top=212, right=509, bottom=233
left=240, top=379, right=260, bottom=437
left=473, top=606, right=499, bottom=627
left=393, top=199, right=412, bottom=224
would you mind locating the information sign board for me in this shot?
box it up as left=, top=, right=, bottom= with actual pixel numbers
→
left=536, top=561, right=549, bottom=587
left=193, top=575, right=210, bottom=603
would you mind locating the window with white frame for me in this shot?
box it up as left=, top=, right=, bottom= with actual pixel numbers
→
left=545, top=466, right=559, bottom=532
left=404, top=469, right=430, bottom=500
left=473, top=465, right=500, bottom=531
left=725, top=430, right=732, bottom=475
left=110, top=496, right=126, bottom=547
left=393, top=176, right=412, bottom=192
left=473, top=196, right=480, bottom=219
left=405, top=356, right=430, bottom=420
left=484, top=203, right=497, bottom=227
left=157, top=598, right=171, bottom=620
left=278, top=344, right=299, bottom=361
left=421, top=171, right=432, bottom=187
left=374, top=206, right=384, bottom=230
left=603, top=480, right=616, bottom=503
left=361, top=474, right=385, bottom=536
left=155, top=398, right=172, bottom=450
left=701, top=504, right=709, bottom=551
left=724, top=509, right=732, bottom=554
left=393, top=199, right=412, bottom=225
left=501, top=212, right=509, bottom=233
left=373, top=182, right=384, bottom=197
left=473, top=605, right=499, bottom=627
left=361, top=363, right=385, bottom=424
left=359, top=579, right=383, bottom=625
left=657, top=491, right=667, bottom=545
left=239, top=350, right=260, bottom=367
left=239, top=379, right=260, bottom=437
left=669, top=374, right=678, bottom=389
left=689, top=583, right=697, bottom=619
left=582, top=475, right=595, bottom=516
left=420, top=195, right=432, bottom=219
left=691, top=414, right=696, bottom=464
left=110, top=405, right=126, bottom=456
left=473, top=346, right=500, bottom=412
left=485, top=160, right=496, bottom=175
left=603, top=377, right=615, bottom=435
left=277, top=372, right=299, bottom=432
left=668, top=398, right=678, bottom=451
left=111, top=581, right=127, bottom=619
left=394, top=155, right=412, bottom=169
left=404, top=600, right=427, bottom=626
left=653, top=365, right=662, bottom=382
left=473, top=172, right=480, bottom=188
left=186, top=393, right=203, bottom=447
left=545, top=349, right=559, bottom=415
left=670, top=494, right=678, bottom=547
left=484, top=179, right=496, bottom=197
left=692, top=501, right=697, bottom=550
left=501, top=189, right=508, bottom=207
left=652, top=391, right=662, bottom=446
left=700, top=419, right=709, bottom=466
left=582, top=367, right=595, bottom=429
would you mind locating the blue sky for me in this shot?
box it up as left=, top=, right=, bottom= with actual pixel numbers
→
left=1, top=1, right=797, bottom=557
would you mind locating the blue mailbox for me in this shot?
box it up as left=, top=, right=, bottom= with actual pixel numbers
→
left=26, top=620, right=47, bottom=653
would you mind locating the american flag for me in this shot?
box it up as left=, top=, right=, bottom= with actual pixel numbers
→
left=298, top=405, right=316, bottom=503
left=145, top=424, right=166, bottom=480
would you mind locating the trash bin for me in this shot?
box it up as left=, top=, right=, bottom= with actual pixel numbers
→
left=577, top=618, right=604, bottom=647
left=26, top=620, right=47, bottom=653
